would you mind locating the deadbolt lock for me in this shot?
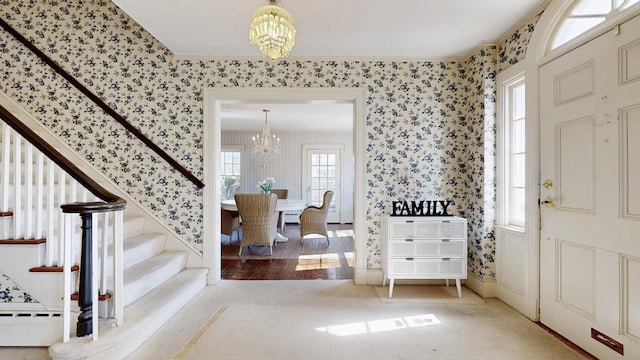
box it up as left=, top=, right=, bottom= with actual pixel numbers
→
left=543, top=179, right=553, bottom=189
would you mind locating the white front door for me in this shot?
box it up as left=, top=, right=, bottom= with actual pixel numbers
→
left=302, top=145, right=342, bottom=223
left=539, top=15, right=640, bottom=359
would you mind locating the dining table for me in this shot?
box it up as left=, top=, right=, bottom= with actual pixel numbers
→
left=221, top=199, right=308, bottom=242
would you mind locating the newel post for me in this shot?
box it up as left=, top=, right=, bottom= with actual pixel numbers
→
left=76, top=212, right=93, bottom=336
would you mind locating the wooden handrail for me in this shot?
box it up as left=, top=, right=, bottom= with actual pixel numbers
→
left=0, top=17, right=205, bottom=189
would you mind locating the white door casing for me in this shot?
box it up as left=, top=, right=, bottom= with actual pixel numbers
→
left=538, top=12, right=640, bottom=359
left=495, top=61, right=539, bottom=320
left=203, top=87, right=368, bottom=285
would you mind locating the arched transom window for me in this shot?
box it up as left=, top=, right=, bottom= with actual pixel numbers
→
left=551, top=0, right=640, bottom=50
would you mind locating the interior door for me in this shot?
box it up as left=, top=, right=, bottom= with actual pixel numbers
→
left=302, top=146, right=341, bottom=223
left=539, top=16, right=640, bottom=359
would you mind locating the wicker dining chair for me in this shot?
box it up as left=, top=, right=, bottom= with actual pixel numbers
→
left=270, top=189, right=288, bottom=233
left=221, top=208, right=240, bottom=241
left=299, top=190, right=335, bottom=244
left=234, top=193, right=279, bottom=255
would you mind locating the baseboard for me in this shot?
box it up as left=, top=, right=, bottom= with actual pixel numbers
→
left=464, top=272, right=497, bottom=298
left=0, top=315, right=62, bottom=346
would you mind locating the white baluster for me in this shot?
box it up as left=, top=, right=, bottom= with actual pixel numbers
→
left=62, top=213, right=73, bottom=343
left=91, top=212, right=99, bottom=340
left=35, top=153, right=44, bottom=240
left=12, top=131, right=22, bottom=239
left=57, top=171, right=66, bottom=266
left=1, top=123, right=9, bottom=212
left=113, top=209, right=124, bottom=326
left=24, top=143, right=34, bottom=240
left=46, top=159, right=55, bottom=266
left=69, top=179, right=77, bottom=266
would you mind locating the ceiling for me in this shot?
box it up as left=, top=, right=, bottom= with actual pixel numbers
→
left=112, top=0, right=545, bottom=131
left=221, top=102, right=354, bottom=132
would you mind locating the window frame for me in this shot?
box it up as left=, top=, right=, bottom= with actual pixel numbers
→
left=549, top=0, right=640, bottom=52
left=220, top=145, right=245, bottom=200
left=497, top=64, right=526, bottom=230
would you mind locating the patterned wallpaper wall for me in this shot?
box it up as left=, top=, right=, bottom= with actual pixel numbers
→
left=0, top=0, right=543, bottom=284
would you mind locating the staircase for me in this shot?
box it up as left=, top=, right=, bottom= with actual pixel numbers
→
left=48, top=216, right=208, bottom=360
left=0, top=95, right=208, bottom=359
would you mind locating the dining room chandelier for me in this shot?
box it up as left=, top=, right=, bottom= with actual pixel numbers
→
left=248, top=0, right=296, bottom=62
left=252, top=109, right=281, bottom=160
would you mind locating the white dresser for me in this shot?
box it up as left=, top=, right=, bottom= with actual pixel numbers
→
left=380, top=215, right=467, bottom=298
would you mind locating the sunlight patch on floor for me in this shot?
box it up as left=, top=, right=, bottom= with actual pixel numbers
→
left=315, top=314, right=440, bottom=336
left=344, top=251, right=354, bottom=267
left=330, top=229, right=353, bottom=237
left=295, top=253, right=341, bottom=271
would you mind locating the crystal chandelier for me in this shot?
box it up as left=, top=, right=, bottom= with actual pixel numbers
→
left=248, top=0, right=296, bottom=62
left=252, top=109, right=281, bottom=161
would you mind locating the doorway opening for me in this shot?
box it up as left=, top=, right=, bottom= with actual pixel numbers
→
left=202, top=88, right=367, bottom=285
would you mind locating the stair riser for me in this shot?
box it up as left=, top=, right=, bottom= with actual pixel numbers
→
left=0, top=244, right=77, bottom=309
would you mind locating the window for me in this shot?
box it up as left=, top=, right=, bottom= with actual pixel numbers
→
left=497, top=69, right=526, bottom=228
left=551, top=0, right=640, bottom=50
left=220, top=146, right=243, bottom=200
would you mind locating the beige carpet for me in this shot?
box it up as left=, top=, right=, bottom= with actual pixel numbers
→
left=374, top=284, right=485, bottom=304
left=125, top=280, right=587, bottom=360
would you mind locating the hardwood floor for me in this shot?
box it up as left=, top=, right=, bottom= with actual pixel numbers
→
left=221, top=223, right=354, bottom=280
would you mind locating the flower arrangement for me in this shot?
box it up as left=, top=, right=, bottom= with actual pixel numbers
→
left=257, top=177, right=275, bottom=194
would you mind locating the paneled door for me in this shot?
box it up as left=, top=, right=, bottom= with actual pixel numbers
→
left=302, top=145, right=342, bottom=223
left=539, top=15, right=640, bottom=359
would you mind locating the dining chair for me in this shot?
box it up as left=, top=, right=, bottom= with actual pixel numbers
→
left=299, top=190, right=335, bottom=244
left=270, top=189, right=288, bottom=233
left=234, top=193, right=279, bottom=255
left=221, top=208, right=240, bottom=241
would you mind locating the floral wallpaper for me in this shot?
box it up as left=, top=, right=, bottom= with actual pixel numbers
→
left=497, top=9, right=544, bottom=73
left=0, top=0, right=544, bottom=292
left=0, top=273, right=35, bottom=303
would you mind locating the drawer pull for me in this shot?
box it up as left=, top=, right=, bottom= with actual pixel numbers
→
left=405, top=220, right=414, bottom=223
left=405, top=238, right=414, bottom=242
left=442, top=258, right=451, bottom=261
left=405, top=257, right=414, bottom=261
left=441, top=239, right=450, bottom=242
left=442, top=220, right=451, bottom=223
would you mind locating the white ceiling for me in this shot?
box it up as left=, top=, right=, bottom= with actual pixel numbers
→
left=221, top=102, right=354, bottom=132
left=112, top=0, right=544, bottom=131
left=113, top=0, right=544, bottom=59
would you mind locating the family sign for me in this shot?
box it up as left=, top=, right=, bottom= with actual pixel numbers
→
left=391, top=200, right=454, bottom=216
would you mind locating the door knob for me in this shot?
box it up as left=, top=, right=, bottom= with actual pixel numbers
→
left=540, top=197, right=555, bottom=208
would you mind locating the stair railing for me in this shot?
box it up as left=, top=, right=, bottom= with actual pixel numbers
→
left=0, top=103, right=126, bottom=342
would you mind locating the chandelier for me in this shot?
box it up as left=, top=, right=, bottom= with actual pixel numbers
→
left=252, top=109, right=281, bottom=160
left=248, top=0, right=296, bottom=62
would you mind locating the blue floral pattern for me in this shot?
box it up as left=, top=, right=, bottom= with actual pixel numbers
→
left=0, top=274, right=35, bottom=303
left=0, top=0, right=543, bottom=288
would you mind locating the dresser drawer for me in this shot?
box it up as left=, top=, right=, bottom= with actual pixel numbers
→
left=389, top=219, right=466, bottom=239
left=388, top=258, right=466, bottom=278
left=388, top=239, right=465, bottom=257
